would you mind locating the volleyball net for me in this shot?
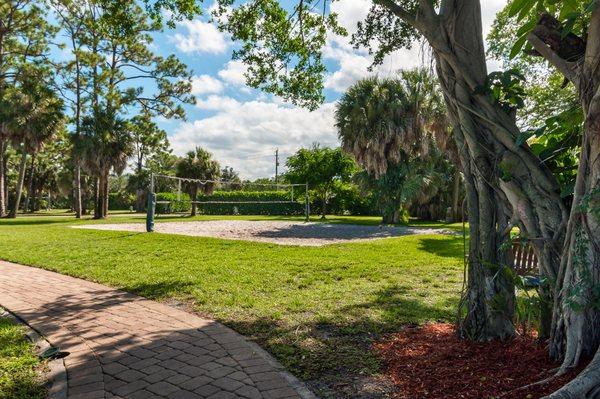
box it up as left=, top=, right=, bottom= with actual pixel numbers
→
left=146, top=174, right=309, bottom=231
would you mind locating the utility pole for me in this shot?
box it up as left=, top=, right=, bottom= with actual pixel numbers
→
left=275, top=148, right=279, bottom=184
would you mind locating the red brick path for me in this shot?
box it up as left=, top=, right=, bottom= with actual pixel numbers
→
left=0, top=261, right=312, bottom=399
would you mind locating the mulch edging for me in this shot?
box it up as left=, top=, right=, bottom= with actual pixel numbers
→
left=0, top=308, right=68, bottom=399
left=373, top=323, right=583, bottom=399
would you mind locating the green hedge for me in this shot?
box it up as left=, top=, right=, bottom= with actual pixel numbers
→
left=155, top=190, right=305, bottom=215
left=108, top=192, right=135, bottom=210
left=155, top=192, right=191, bottom=213
left=196, top=191, right=304, bottom=215
left=196, top=191, right=296, bottom=202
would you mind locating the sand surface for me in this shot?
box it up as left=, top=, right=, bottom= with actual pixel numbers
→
left=75, top=220, right=451, bottom=246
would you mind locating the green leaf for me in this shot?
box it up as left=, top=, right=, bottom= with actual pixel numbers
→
left=561, top=13, right=579, bottom=38
left=509, top=0, right=537, bottom=20
left=517, top=0, right=537, bottom=20
left=560, top=180, right=575, bottom=198
left=508, top=0, right=529, bottom=17
left=492, top=85, right=502, bottom=100
left=515, top=18, right=537, bottom=37
left=510, top=34, right=528, bottom=59
left=559, top=0, right=578, bottom=19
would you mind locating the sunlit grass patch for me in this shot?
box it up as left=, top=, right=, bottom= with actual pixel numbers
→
left=0, top=315, right=45, bottom=399
left=0, top=214, right=464, bottom=397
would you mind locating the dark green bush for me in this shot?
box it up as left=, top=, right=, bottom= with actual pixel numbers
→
left=196, top=190, right=304, bottom=215
left=196, top=190, right=295, bottom=202
left=108, top=192, right=135, bottom=210
left=154, top=190, right=305, bottom=215
left=155, top=192, right=191, bottom=213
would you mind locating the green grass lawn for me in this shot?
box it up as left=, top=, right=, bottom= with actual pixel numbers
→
left=0, top=313, right=46, bottom=399
left=0, top=213, right=465, bottom=397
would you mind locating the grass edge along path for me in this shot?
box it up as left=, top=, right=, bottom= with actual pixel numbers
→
left=0, top=214, right=465, bottom=398
left=0, top=310, right=46, bottom=399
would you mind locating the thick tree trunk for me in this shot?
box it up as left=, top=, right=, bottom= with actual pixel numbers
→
left=24, top=153, right=35, bottom=213
left=81, top=181, right=88, bottom=215
left=74, top=163, right=82, bottom=218
left=0, top=140, right=6, bottom=217
left=135, top=161, right=145, bottom=212
left=453, top=124, right=516, bottom=340
left=392, top=209, right=400, bottom=224
left=383, top=209, right=400, bottom=224
left=33, top=187, right=41, bottom=212
left=9, top=150, right=28, bottom=218
left=451, top=169, right=461, bottom=221
left=94, top=177, right=101, bottom=219
left=136, top=188, right=145, bottom=212
left=3, top=153, right=8, bottom=213
left=415, top=0, right=568, bottom=340
left=543, top=9, right=600, bottom=396
left=103, top=174, right=109, bottom=218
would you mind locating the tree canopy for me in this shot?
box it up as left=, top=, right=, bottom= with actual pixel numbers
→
left=286, top=145, right=356, bottom=218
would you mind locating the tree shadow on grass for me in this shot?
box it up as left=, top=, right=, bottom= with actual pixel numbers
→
left=251, top=223, right=438, bottom=242
left=0, top=218, right=73, bottom=226
left=123, top=280, right=195, bottom=300
left=226, top=284, right=454, bottom=398
left=417, top=236, right=465, bottom=259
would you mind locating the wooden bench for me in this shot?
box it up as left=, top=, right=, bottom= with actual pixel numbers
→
left=511, top=241, right=540, bottom=287
left=511, top=241, right=539, bottom=276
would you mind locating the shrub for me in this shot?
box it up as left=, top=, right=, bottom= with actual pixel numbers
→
left=155, top=192, right=191, bottom=213
left=108, top=192, right=135, bottom=210
left=196, top=190, right=304, bottom=215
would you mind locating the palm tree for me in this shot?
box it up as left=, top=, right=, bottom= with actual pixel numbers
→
left=7, top=73, right=64, bottom=218
left=176, top=147, right=221, bottom=216
left=0, top=83, right=13, bottom=217
left=401, top=69, right=462, bottom=220
left=79, top=112, right=132, bottom=219
left=335, top=70, right=453, bottom=223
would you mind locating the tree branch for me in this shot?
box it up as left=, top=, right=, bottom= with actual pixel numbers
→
left=372, top=0, right=416, bottom=27
left=527, top=32, right=579, bottom=86
left=417, top=0, right=437, bottom=21
left=584, top=2, right=600, bottom=76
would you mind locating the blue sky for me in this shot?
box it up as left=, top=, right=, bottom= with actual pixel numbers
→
left=57, top=0, right=508, bottom=179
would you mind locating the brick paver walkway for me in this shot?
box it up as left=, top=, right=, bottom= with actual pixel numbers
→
left=0, top=261, right=313, bottom=399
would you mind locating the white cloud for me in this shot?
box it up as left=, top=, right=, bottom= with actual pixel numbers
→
left=481, top=0, right=509, bottom=72
left=331, top=0, right=371, bottom=39
left=320, top=0, right=508, bottom=92
left=323, top=42, right=425, bottom=93
left=322, top=0, right=428, bottom=93
left=172, top=20, right=229, bottom=54
left=190, top=74, right=224, bottom=95
left=170, top=97, right=338, bottom=179
left=481, top=0, right=509, bottom=38
left=196, top=95, right=240, bottom=110
left=218, top=60, right=248, bottom=86
left=324, top=50, right=370, bottom=93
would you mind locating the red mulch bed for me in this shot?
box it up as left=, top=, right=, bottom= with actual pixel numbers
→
left=373, top=323, right=584, bottom=399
